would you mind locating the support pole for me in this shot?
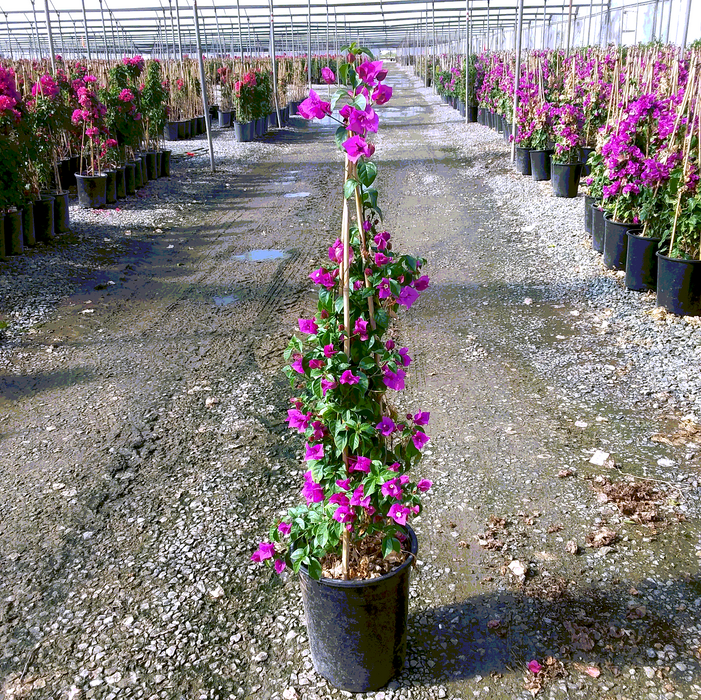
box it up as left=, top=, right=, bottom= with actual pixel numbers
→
left=431, top=0, right=436, bottom=93
left=681, top=0, right=692, bottom=49
left=511, top=0, right=524, bottom=162
left=98, top=0, right=107, bottom=59
left=464, top=0, right=469, bottom=125
left=269, top=0, right=282, bottom=128
left=80, top=0, right=91, bottom=58
left=587, top=0, right=593, bottom=45
left=175, top=0, right=183, bottom=61
left=43, top=0, right=55, bottom=70
left=566, top=0, right=573, bottom=54
left=193, top=0, right=215, bottom=173
left=31, top=0, right=41, bottom=61
left=665, top=0, right=672, bottom=44
left=307, top=0, right=312, bottom=90
left=236, top=0, right=243, bottom=60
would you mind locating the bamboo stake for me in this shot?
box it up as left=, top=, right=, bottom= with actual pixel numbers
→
left=341, top=155, right=351, bottom=581
left=352, top=164, right=377, bottom=331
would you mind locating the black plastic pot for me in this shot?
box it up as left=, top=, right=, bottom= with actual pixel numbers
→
left=46, top=190, right=70, bottom=233
left=234, top=121, right=252, bottom=142
left=515, top=147, right=532, bottom=176
left=591, top=204, right=605, bottom=253
left=125, top=162, right=137, bottom=194
left=58, top=158, right=72, bottom=191
left=656, top=253, right=701, bottom=316
left=160, top=150, right=171, bottom=177
left=197, top=116, right=205, bottom=134
left=0, top=215, right=4, bottom=259
left=70, top=155, right=80, bottom=186
left=164, top=121, right=179, bottom=141
left=580, top=146, right=595, bottom=177
left=299, top=526, right=418, bottom=692
left=583, top=195, right=596, bottom=234
left=115, top=166, right=126, bottom=199
left=145, top=152, right=158, bottom=181
left=289, top=100, right=298, bottom=116
left=551, top=162, right=582, bottom=198
left=502, top=121, right=512, bottom=143
left=33, top=194, right=55, bottom=239
left=4, top=210, right=24, bottom=255
left=219, top=110, right=232, bottom=128
left=625, top=232, right=661, bottom=291
left=457, top=99, right=465, bottom=117
left=21, top=201, right=36, bottom=247
left=189, top=117, right=197, bottom=136
left=603, top=215, right=640, bottom=270
left=177, top=119, right=190, bottom=140
left=530, top=149, right=553, bottom=181
left=139, top=154, right=149, bottom=183
left=105, top=169, right=118, bottom=204
left=477, top=107, right=485, bottom=124
left=76, top=173, right=107, bottom=209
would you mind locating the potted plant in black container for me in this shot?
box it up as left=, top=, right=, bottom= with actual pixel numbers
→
left=550, top=102, right=583, bottom=198
left=252, top=45, right=433, bottom=693
left=528, top=101, right=555, bottom=181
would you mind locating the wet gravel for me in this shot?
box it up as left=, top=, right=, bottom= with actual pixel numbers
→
left=1, top=70, right=701, bottom=700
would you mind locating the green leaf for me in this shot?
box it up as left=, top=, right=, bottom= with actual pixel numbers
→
left=308, top=558, right=322, bottom=580
left=335, top=125, right=348, bottom=151
left=381, top=535, right=400, bottom=558
left=330, top=88, right=347, bottom=111
left=353, top=93, right=367, bottom=111
left=344, top=178, right=360, bottom=199
left=335, top=297, right=345, bottom=314
left=357, top=161, right=377, bottom=187
left=360, top=47, right=375, bottom=60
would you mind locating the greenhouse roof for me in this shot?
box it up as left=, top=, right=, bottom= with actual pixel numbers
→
left=0, top=0, right=698, bottom=56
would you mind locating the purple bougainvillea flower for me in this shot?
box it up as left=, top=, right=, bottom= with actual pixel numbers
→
left=381, top=478, right=402, bottom=498
left=348, top=105, right=379, bottom=135
left=290, top=354, right=305, bottom=374
left=387, top=461, right=400, bottom=472
left=278, top=521, right=292, bottom=535
left=321, top=67, right=335, bottom=84
left=388, top=503, right=410, bottom=526
left=340, top=370, right=359, bottom=385
left=375, top=251, right=390, bottom=266
left=323, top=344, right=337, bottom=358
left=398, top=286, right=420, bottom=309
left=343, top=134, right=375, bottom=163
left=398, top=347, right=412, bottom=367
left=383, top=367, right=406, bottom=391
left=251, top=541, right=275, bottom=562
left=339, top=104, right=353, bottom=120
left=413, top=411, right=430, bottom=425
left=297, top=89, right=332, bottom=119
left=309, top=267, right=336, bottom=289
left=321, top=378, right=337, bottom=396
left=376, top=416, right=396, bottom=436
left=385, top=339, right=395, bottom=350
left=362, top=219, right=373, bottom=231
left=302, top=471, right=324, bottom=504
left=378, top=277, right=392, bottom=299
left=348, top=455, right=371, bottom=473
left=356, top=60, right=384, bottom=86
left=308, top=359, right=324, bottom=369
left=336, top=478, right=352, bottom=490
left=329, top=492, right=350, bottom=506
left=274, top=559, right=286, bottom=574
left=412, top=431, right=430, bottom=450
left=413, top=274, right=430, bottom=291
left=527, top=660, right=542, bottom=674
left=417, top=478, right=432, bottom=492
left=310, top=421, right=326, bottom=440
left=304, top=443, right=324, bottom=461
left=372, top=83, right=393, bottom=105
left=332, top=504, right=355, bottom=523
left=350, top=485, right=371, bottom=508
left=298, top=318, right=318, bottom=335
left=354, top=317, right=369, bottom=341
left=287, top=408, right=311, bottom=432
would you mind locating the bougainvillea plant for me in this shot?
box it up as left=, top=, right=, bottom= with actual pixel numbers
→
left=252, top=42, right=432, bottom=581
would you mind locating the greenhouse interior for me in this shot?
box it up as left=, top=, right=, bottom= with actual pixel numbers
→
left=2, top=0, right=701, bottom=698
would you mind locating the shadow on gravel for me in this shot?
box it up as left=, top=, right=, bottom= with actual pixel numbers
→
left=0, top=367, right=95, bottom=404
left=405, top=575, right=699, bottom=685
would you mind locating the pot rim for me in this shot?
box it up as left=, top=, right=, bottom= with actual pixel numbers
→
left=625, top=230, right=661, bottom=242
left=603, top=212, right=642, bottom=228
left=656, top=251, right=701, bottom=264
left=299, top=524, right=418, bottom=589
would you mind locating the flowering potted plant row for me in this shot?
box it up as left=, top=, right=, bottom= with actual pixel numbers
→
left=252, top=44, right=432, bottom=692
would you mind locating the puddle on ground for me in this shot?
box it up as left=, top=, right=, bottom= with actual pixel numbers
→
left=284, top=192, right=310, bottom=198
left=213, top=295, right=237, bottom=307
left=232, top=249, right=289, bottom=262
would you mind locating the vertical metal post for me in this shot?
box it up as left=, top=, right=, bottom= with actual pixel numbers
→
left=31, top=0, right=42, bottom=60
left=465, top=0, right=469, bottom=124
left=604, top=0, right=611, bottom=45
left=43, top=0, right=55, bottom=70
left=269, top=0, right=281, bottom=127
left=213, top=2, right=224, bottom=57
left=511, top=0, right=524, bottom=161
left=80, top=0, right=91, bottom=58
left=681, top=0, right=692, bottom=48
left=431, top=0, right=436, bottom=93
left=486, top=0, right=490, bottom=50
left=665, top=0, right=672, bottom=43
left=175, top=0, right=183, bottom=60
left=56, top=11, right=64, bottom=58
left=193, top=0, right=215, bottom=172
left=236, top=0, right=243, bottom=59
left=335, top=9, right=339, bottom=86
left=307, top=0, right=311, bottom=90
left=169, top=0, right=176, bottom=60
left=566, top=0, right=573, bottom=53
left=98, top=0, right=107, bottom=59
left=110, top=12, right=118, bottom=59
left=587, top=0, right=593, bottom=45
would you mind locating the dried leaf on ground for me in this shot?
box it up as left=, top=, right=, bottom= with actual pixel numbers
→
left=585, top=526, right=617, bottom=548
left=566, top=539, right=579, bottom=555
left=523, top=656, right=567, bottom=697
left=573, top=662, right=601, bottom=678
left=590, top=476, right=664, bottom=524
left=651, top=420, right=699, bottom=446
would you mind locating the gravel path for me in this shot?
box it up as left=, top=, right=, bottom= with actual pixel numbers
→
left=1, top=68, right=700, bottom=700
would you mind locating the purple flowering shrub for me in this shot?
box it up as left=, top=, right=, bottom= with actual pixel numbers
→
left=252, top=42, right=432, bottom=581
left=551, top=102, right=584, bottom=164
